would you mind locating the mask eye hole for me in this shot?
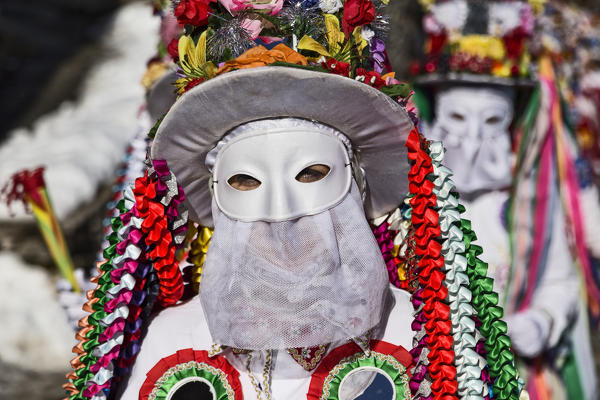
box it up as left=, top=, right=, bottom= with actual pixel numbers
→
left=227, top=174, right=261, bottom=191
left=450, top=112, right=465, bottom=122
left=295, top=164, right=331, bottom=183
left=485, top=115, right=502, bottom=124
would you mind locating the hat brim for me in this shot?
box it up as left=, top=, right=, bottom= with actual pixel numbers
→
left=146, top=70, right=179, bottom=122
left=415, top=72, right=536, bottom=88
left=151, top=66, right=414, bottom=227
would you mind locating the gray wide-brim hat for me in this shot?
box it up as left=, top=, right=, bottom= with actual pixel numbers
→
left=151, top=66, right=414, bottom=227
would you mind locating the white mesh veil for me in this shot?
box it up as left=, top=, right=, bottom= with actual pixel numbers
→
left=200, top=181, right=389, bottom=350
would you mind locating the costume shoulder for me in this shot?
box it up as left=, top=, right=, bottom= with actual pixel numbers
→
left=379, top=286, right=415, bottom=351
left=119, top=297, right=212, bottom=400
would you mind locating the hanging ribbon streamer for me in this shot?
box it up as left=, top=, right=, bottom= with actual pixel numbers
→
left=509, top=55, right=600, bottom=318
left=63, top=160, right=188, bottom=400
left=458, top=212, right=521, bottom=400
left=182, top=225, right=213, bottom=296
left=373, top=197, right=417, bottom=292
left=405, top=128, right=459, bottom=400
left=2, top=167, right=80, bottom=292
left=429, top=141, right=488, bottom=399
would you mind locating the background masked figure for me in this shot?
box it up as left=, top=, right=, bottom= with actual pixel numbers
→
left=413, top=0, right=597, bottom=398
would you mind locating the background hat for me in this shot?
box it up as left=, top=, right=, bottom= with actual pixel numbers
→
left=411, top=0, right=539, bottom=121
left=149, top=0, right=417, bottom=226
left=146, top=70, right=178, bottom=121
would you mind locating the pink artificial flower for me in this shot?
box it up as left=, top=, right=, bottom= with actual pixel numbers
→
left=217, top=0, right=237, bottom=14
left=520, top=4, right=534, bottom=35
left=384, top=75, right=401, bottom=85
left=240, top=18, right=264, bottom=39
left=160, top=12, right=182, bottom=48
left=423, top=14, right=443, bottom=35
left=218, top=0, right=283, bottom=15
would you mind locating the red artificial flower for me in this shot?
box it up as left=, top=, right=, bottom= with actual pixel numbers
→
left=503, top=28, right=527, bottom=60
left=322, top=58, right=350, bottom=76
left=167, top=38, right=179, bottom=61
left=424, top=61, right=436, bottom=73
left=427, top=33, right=447, bottom=56
left=510, top=64, right=520, bottom=77
left=408, top=61, right=420, bottom=76
left=174, top=0, right=216, bottom=27
left=355, top=68, right=385, bottom=89
left=184, top=77, right=205, bottom=92
left=342, top=0, right=375, bottom=38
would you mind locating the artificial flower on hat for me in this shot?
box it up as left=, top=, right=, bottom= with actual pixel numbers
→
left=413, top=0, right=538, bottom=80
left=164, top=0, right=406, bottom=101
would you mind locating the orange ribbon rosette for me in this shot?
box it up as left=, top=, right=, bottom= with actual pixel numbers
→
left=217, top=44, right=307, bottom=74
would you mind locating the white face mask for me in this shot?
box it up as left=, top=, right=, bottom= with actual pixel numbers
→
left=210, top=119, right=352, bottom=222
left=429, top=86, right=514, bottom=193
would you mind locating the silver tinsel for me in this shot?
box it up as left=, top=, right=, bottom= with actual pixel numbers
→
left=371, top=0, right=388, bottom=11
left=207, top=17, right=255, bottom=61
left=206, top=14, right=256, bottom=63
left=370, top=14, right=390, bottom=41
left=278, top=3, right=326, bottom=45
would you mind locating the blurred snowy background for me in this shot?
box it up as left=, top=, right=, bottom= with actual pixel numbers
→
left=0, top=0, right=599, bottom=399
left=0, top=1, right=159, bottom=398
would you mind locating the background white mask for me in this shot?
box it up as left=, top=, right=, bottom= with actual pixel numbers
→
left=429, top=86, right=514, bottom=194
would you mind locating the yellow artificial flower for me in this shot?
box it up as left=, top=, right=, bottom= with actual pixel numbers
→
left=519, top=52, right=531, bottom=77
left=528, top=0, right=547, bottom=14
left=455, top=35, right=506, bottom=61
left=492, top=62, right=511, bottom=78
left=297, top=14, right=366, bottom=62
left=418, top=0, right=434, bottom=11
left=141, top=62, right=168, bottom=91
left=178, top=32, right=217, bottom=80
left=175, top=31, right=218, bottom=95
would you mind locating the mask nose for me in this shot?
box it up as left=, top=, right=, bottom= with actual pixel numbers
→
left=268, top=177, right=294, bottom=220
left=461, top=116, right=482, bottom=163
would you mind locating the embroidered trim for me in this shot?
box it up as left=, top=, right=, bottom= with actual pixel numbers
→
left=287, top=345, right=329, bottom=371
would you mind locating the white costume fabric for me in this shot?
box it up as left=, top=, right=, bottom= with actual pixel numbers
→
left=119, top=286, right=414, bottom=400
left=461, top=191, right=578, bottom=358
left=118, top=116, right=413, bottom=399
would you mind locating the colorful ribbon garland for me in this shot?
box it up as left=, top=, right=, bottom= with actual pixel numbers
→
left=458, top=212, right=520, bottom=399
left=429, top=141, right=488, bottom=399
left=406, top=128, right=459, bottom=400
left=64, top=161, right=187, bottom=400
